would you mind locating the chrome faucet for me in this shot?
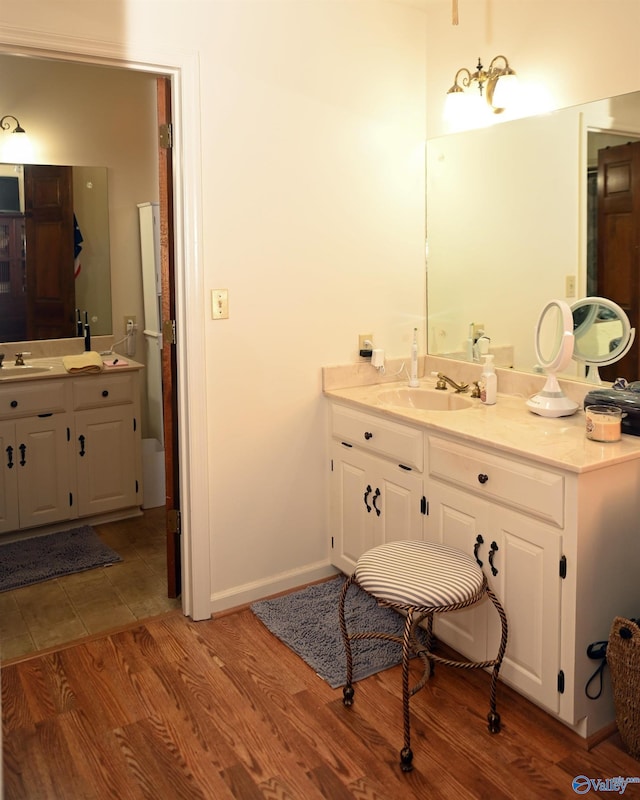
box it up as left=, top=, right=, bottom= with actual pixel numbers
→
left=14, top=352, right=30, bottom=366
left=432, top=371, right=469, bottom=393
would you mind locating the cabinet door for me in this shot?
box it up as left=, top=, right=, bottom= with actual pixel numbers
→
left=426, top=479, right=563, bottom=712
left=330, top=442, right=424, bottom=574
left=15, top=415, right=72, bottom=528
left=330, top=442, right=377, bottom=574
left=375, top=458, right=424, bottom=548
left=75, top=406, right=138, bottom=517
left=487, top=507, right=562, bottom=713
left=0, top=421, right=19, bottom=533
left=425, top=481, right=489, bottom=661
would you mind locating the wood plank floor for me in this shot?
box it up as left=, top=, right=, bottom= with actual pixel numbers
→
left=3, top=607, right=639, bottom=799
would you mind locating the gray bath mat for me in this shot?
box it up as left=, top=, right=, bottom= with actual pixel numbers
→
left=251, top=576, right=409, bottom=688
left=0, top=525, right=122, bottom=592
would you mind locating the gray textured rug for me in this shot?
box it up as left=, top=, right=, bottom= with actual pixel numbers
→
left=251, top=576, right=408, bottom=688
left=0, top=526, right=122, bottom=592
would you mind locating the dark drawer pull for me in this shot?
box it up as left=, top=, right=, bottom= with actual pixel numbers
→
left=372, top=487, right=381, bottom=517
left=10, top=400, right=17, bottom=408
left=102, top=390, right=109, bottom=397
left=473, top=534, right=484, bottom=567
left=488, top=541, right=499, bottom=576
left=478, top=473, right=489, bottom=484
left=364, top=431, right=373, bottom=440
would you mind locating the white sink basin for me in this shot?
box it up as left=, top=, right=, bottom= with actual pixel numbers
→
left=377, top=387, right=473, bottom=411
left=0, top=364, right=54, bottom=377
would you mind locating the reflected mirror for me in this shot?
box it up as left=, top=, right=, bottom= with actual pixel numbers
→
left=571, top=296, right=635, bottom=383
left=426, top=90, right=640, bottom=381
left=0, top=163, right=111, bottom=343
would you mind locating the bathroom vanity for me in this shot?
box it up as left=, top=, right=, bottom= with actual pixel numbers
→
left=0, top=357, right=144, bottom=535
left=325, top=370, right=640, bottom=741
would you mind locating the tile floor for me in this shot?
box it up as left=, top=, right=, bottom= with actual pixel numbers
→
left=0, top=507, right=182, bottom=662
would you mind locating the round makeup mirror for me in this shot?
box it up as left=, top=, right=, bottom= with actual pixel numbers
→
left=571, top=296, right=635, bottom=384
left=526, top=299, right=580, bottom=417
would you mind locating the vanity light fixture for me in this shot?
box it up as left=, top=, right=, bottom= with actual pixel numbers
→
left=0, top=114, right=26, bottom=135
left=0, top=115, right=32, bottom=161
left=445, top=55, right=518, bottom=117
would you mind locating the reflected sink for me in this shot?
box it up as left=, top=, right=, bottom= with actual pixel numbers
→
left=0, top=364, right=54, bottom=377
left=377, top=388, right=474, bottom=411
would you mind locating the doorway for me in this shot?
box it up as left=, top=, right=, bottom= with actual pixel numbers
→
left=0, top=31, right=212, bottom=623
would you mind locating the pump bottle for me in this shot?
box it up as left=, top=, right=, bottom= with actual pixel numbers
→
left=480, top=355, right=497, bottom=405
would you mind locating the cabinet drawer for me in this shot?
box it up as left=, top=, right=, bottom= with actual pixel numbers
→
left=72, top=374, right=135, bottom=410
left=331, top=404, right=423, bottom=471
left=0, top=380, right=68, bottom=419
left=428, top=435, right=564, bottom=527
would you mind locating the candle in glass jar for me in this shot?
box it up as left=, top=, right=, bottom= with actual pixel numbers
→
left=585, top=405, right=622, bottom=442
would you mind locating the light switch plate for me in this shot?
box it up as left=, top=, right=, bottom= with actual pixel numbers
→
left=565, top=275, right=576, bottom=298
left=212, top=289, right=229, bottom=320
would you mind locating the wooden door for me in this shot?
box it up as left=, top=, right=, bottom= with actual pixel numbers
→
left=23, top=165, right=76, bottom=340
left=157, top=76, right=181, bottom=598
left=597, top=141, right=640, bottom=382
left=0, top=215, right=27, bottom=341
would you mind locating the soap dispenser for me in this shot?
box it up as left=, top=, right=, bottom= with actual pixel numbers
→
left=480, top=355, right=497, bottom=405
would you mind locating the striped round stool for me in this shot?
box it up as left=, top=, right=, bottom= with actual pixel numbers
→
left=338, top=540, right=508, bottom=772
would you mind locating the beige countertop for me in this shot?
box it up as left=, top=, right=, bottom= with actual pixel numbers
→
left=0, top=354, right=144, bottom=383
left=325, top=379, right=640, bottom=474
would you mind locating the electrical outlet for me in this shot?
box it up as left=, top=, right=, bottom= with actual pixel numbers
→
left=358, top=333, right=373, bottom=353
left=565, top=275, right=577, bottom=297
left=211, top=289, right=229, bottom=320
left=123, top=315, right=136, bottom=333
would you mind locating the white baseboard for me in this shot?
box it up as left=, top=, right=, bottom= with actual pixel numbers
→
left=208, top=560, right=340, bottom=614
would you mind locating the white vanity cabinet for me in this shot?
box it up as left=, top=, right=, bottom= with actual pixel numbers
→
left=424, top=434, right=564, bottom=714
left=0, top=367, right=143, bottom=536
left=424, top=431, right=640, bottom=737
left=324, top=378, right=640, bottom=738
left=329, top=403, right=425, bottom=574
left=0, top=377, right=75, bottom=532
left=72, top=373, right=141, bottom=517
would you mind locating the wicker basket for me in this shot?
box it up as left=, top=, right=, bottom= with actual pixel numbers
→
left=608, top=617, right=640, bottom=759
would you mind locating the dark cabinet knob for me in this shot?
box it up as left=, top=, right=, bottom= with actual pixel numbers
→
left=364, top=431, right=373, bottom=440
left=10, top=400, right=17, bottom=408
left=102, top=390, right=109, bottom=397
left=478, top=473, right=488, bottom=484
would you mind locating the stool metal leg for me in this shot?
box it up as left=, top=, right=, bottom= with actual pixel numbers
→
left=400, top=607, right=415, bottom=772
left=339, top=575, right=356, bottom=707
left=486, top=584, right=509, bottom=734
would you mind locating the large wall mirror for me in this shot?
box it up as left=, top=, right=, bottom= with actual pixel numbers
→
left=0, top=162, right=111, bottom=343
left=426, top=90, right=640, bottom=383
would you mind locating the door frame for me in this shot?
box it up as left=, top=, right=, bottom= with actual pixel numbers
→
left=0, top=29, right=212, bottom=620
